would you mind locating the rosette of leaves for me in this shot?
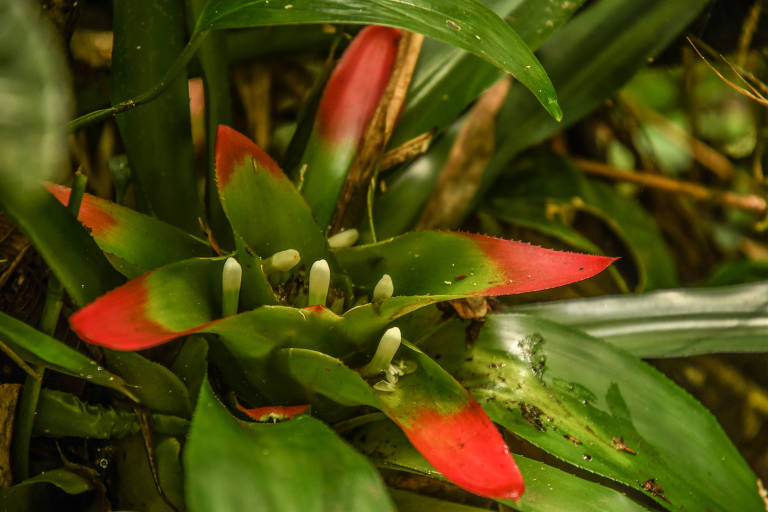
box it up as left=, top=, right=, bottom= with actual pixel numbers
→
left=42, top=25, right=619, bottom=506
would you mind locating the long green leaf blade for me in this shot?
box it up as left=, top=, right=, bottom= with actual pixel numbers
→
left=0, top=312, right=133, bottom=399
left=515, top=281, right=768, bottom=358
left=194, top=0, right=561, bottom=120
left=423, top=314, right=763, bottom=510
left=184, top=378, right=395, bottom=511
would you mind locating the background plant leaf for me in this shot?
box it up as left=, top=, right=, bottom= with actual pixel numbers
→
left=194, top=0, right=562, bottom=120
left=184, top=378, right=395, bottom=512
left=515, top=281, right=768, bottom=358
left=419, top=313, right=763, bottom=510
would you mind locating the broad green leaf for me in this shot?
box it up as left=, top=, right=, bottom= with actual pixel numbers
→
left=276, top=345, right=525, bottom=500
left=194, top=0, right=561, bottom=121
left=707, top=261, right=768, bottom=286
left=421, top=314, right=763, bottom=511
left=34, top=390, right=188, bottom=439
left=171, top=336, right=209, bottom=409
left=215, top=125, right=330, bottom=264
left=111, top=0, right=201, bottom=232
left=393, top=0, right=585, bottom=145
left=353, top=420, right=653, bottom=512
left=184, top=378, right=394, bottom=512
left=103, top=350, right=192, bottom=417
left=46, top=183, right=211, bottom=278
left=515, top=281, right=768, bottom=358
left=3, top=468, right=93, bottom=495
left=336, top=231, right=615, bottom=296
left=0, top=311, right=134, bottom=399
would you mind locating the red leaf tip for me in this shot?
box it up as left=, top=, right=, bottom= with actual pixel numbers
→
left=399, top=397, right=524, bottom=500
left=44, top=182, right=117, bottom=236
left=215, top=125, right=283, bottom=188
left=316, top=25, right=400, bottom=144
left=461, top=232, right=617, bottom=296
left=237, top=403, right=310, bottom=422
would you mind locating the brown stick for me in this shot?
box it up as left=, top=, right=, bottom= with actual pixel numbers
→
left=329, top=31, right=424, bottom=233
left=572, top=158, right=767, bottom=214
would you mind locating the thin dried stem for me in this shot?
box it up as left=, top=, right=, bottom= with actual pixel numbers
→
left=572, top=158, right=766, bottom=214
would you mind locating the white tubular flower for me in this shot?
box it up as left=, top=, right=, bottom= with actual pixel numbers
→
left=372, top=273, right=393, bottom=301
left=307, top=259, right=330, bottom=306
left=222, top=257, right=243, bottom=317
left=327, top=228, right=359, bottom=248
left=359, top=327, right=402, bottom=377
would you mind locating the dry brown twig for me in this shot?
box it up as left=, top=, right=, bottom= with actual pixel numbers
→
left=330, top=31, right=425, bottom=233
left=572, top=158, right=767, bottom=215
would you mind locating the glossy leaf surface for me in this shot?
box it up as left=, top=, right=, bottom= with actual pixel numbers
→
left=515, top=281, right=768, bottom=358
left=46, top=183, right=210, bottom=277
left=421, top=314, right=762, bottom=511
left=392, top=0, right=585, bottom=145
left=215, top=125, right=329, bottom=263
left=276, top=345, right=525, bottom=500
left=336, top=231, right=615, bottom=296
left=353, top=420, right=653, bottom=512
left=185, top=379, right=394, bottom=512
left=194, top=0, right=561, bottom=120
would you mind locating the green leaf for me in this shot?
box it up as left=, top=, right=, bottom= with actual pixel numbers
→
left=275, top=345, right=526, bottom=500
left=46, top=184, right=211, bottom=278
left=353, top=420, right=653, bottom=512
left=0, top=311, right=134, bottom=399
left=215, top=125, right=330, bottom=264
left=393, top=0, right=585, bottom=145
left=103, top=350, right=192, bottom=417
left=33, top=390, right=188, bottom=439
left=421, top=314, right=763, bottom=511
left=336, top=231, right=615, bottom=296
left=111, top=0, right=201, bottom=232
left=194, top=0, right=561, bottom=121
left=515, top=281, right=768, bottom=358
left=184, top=378, right=395, bottom=512
left=0, top=468, right=94, bottom=512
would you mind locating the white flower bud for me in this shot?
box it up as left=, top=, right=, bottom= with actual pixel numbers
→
left=360, top=327, right=402, bottom=377
left=327, top=228, right=359, bottom=248
left=222, top=257, right=242, bottom=317
left=263, top=249, right=301, bottom=273
left=372, top=273, right=393, bottom=301
left=307, top=259, right=330, bottom=306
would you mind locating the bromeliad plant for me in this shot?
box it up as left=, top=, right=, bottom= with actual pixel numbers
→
left=46, top=27, right=615, bottom=500
left=4, top=1, right=768, bottom=511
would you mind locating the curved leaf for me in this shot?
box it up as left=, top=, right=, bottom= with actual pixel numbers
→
left=299, top=25, right=400, bottom=228
left=336, top=231, right=615, bottom=296
left=421, top=314, right=763, bottom=511
left=215, top=125, right=329, bottom=264
left=46, top=183, right=211, bottom=278
left=0, top=311, right=134, bottom=399
left=184, top=378, right=394, bottom=512
left=393, top=0, right=584, bottom=145
left=112, top=0, right=201, bottom=232
left=276, top=346, right=525, bottom=500
left=515, top=281, right=768, bottom=358
left=353, top=420, right=653, bottom=512
left=194, top=0, right=561, bottom=120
